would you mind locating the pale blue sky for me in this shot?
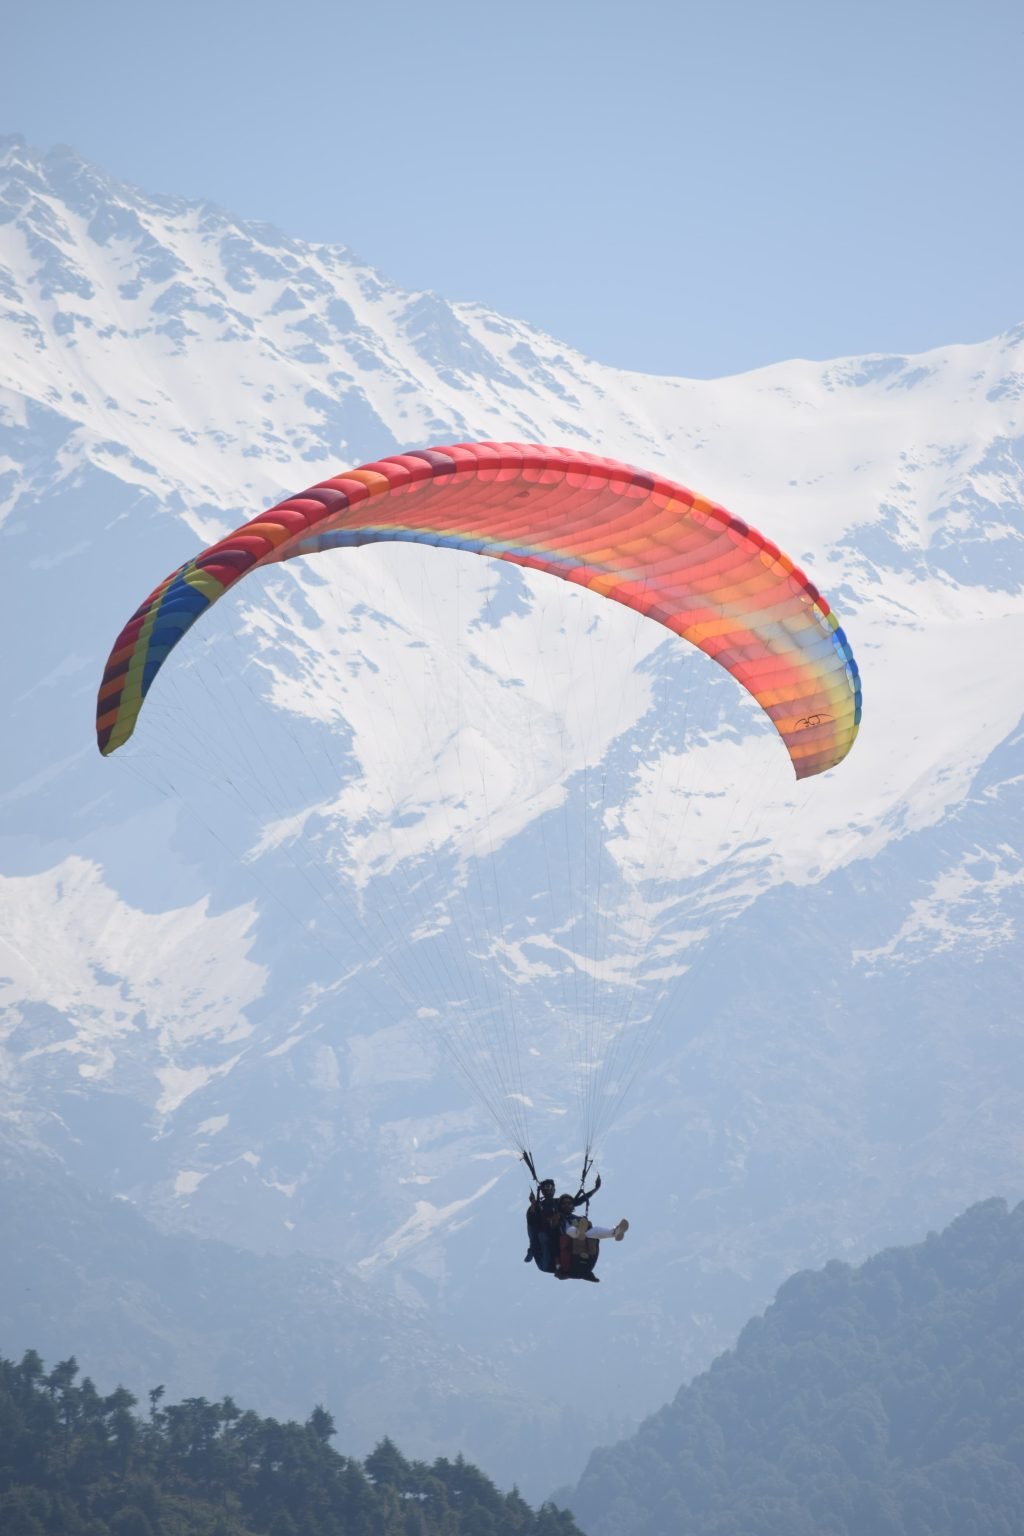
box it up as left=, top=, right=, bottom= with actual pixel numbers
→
left=6, top=0, right=1023, bottom=377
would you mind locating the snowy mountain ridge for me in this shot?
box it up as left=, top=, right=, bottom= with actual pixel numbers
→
left=2, top=134, right=1023, bottom=1488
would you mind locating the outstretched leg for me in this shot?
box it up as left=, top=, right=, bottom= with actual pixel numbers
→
left=573, top=1218, right=620, bottom=1240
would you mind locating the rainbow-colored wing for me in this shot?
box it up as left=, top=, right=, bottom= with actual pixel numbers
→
left=96, top=442, right=861, bottom=777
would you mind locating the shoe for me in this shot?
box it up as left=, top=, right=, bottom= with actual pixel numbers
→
left=524, top=1248, right=533, bottom=1262
left=613, top=1219, right=629, bottom=1241
left=580, top=1270, right=600, bottom=1282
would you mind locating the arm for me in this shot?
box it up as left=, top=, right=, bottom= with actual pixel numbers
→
left=573, top=1173, right=602, bottom=1207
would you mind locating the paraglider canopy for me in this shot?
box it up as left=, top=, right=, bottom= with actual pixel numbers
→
left=97, top=441, right=861, bottom=774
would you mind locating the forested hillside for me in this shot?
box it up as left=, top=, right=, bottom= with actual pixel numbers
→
left=571, top=1198, right=1024, bottom=1536
left=0, top=1350, right=580, bottom=1536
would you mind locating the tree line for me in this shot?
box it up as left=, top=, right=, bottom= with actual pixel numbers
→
left=0, top=1349, right=581, bottom=1536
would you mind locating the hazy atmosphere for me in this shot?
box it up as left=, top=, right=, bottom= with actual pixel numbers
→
left=2, top=4, right=1023, bottom=1535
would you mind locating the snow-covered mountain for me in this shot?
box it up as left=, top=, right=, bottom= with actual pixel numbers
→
left=2, top=134, right=1023, bottom=1493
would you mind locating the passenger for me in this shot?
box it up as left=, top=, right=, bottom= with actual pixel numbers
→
left=554, top=1193, right=628, bottom=1282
